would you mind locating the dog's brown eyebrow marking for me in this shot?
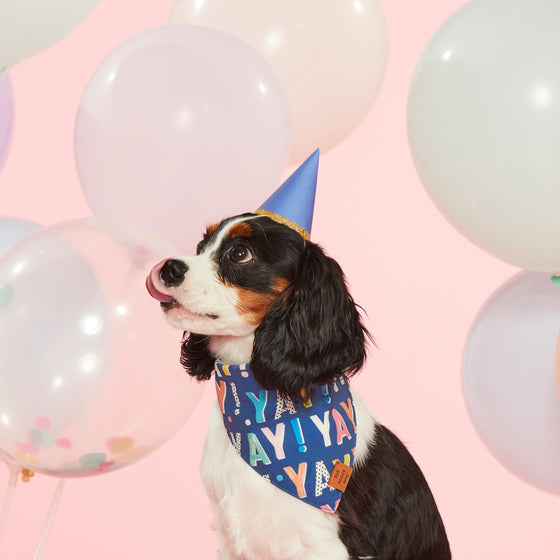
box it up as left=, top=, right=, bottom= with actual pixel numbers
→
left=206, top=223, right=220, bottom=236
left=227, top=221, right=253, bottom=239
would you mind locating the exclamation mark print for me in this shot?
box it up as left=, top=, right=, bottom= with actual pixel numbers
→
left=291, top=418, right=307, bottom=452
left=322, top=384, right=331, bottom=404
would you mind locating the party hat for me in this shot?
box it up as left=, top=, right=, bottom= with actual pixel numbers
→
left=255, top=150, right=319, bottom=241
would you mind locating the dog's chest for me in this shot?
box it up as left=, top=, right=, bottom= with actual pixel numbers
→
left=199, top=385, right=378, bottom=560
left=200, top=403, right=350, bottom=560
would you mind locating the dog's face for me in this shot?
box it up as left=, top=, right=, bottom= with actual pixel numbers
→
left=146, top=214, right=305, bottom=337
left=147, top=212, right=369, bottom=400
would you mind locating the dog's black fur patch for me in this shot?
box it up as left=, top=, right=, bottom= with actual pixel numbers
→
left=180, top=332, right=214, bottom=381
left=338, top=424, right=451, bottom=559
left=251, top=241, right=370, bottom=401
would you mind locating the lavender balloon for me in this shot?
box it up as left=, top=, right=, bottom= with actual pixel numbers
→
left=463, top=272, right=560, bottom=495
left=0, top=74, right=14, bottom=173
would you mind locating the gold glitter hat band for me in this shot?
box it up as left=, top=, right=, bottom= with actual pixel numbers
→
left=254, top=209, right=311, bottom=241
left=255, top=149, right=319, bottom=242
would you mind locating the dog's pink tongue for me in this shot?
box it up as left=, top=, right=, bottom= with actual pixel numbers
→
left=146, top=265, right=175, bottom=303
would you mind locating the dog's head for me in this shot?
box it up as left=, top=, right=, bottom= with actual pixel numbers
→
left=147, top=213, right=370, bottom=400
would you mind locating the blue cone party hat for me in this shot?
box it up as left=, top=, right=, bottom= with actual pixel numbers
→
left=255, top=149, right=319, bottom=241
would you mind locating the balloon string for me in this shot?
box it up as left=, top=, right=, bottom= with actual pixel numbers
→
left=32, top=478, right=66, bottom=560
left=0, top=463, right=20, bottom=549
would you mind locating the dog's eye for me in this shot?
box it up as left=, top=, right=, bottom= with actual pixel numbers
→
left=228, top=244, right=253, bottom=263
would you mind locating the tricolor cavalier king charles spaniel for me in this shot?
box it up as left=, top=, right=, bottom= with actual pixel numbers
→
left=147, top=213, right=451, bottom=560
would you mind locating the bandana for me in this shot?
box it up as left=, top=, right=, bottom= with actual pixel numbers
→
left=214, top=362, right=357, bottom=513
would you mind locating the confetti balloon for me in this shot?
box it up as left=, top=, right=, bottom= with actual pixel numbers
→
left=463, top=271, right=560, bottom=495
left=0, top=449, right=17, bottom=468
left=0, top=217, right=41, bottom=466
left=0, top=219, right=202, bottom=477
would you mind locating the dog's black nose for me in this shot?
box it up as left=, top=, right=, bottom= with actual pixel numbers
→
left=160, top=259, right=188, bottom=287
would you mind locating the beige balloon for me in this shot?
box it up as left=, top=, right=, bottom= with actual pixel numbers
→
left=169, top=0, right=388, bottom=164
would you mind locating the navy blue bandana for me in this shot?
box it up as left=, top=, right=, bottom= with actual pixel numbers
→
left=214, top=362, right=357, bottom=512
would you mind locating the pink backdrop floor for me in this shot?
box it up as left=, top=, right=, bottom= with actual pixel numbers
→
left=0, top=1, right=558, bottom=558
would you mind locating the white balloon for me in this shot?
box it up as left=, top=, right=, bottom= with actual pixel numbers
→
left=0, top=0, right=99, bottom=68
left=408, top=0, right=560, bottom=272
left=463, top=271, right=560, bottom=495
left=169, top=0, right=388, bottom=164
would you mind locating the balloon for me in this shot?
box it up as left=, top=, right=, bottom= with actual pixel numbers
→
left=463, top=271, right=560, bottom=495
left=75, top=25, right=291, bottom=253
left=0, top=225, right=22, bottom=468
left=0, top=74, right=14, bottom=173
left=169, top=0, right=388, bottom=164
left=408, top=0, right=560, bottom=272
left=0, top=0, right=99, bottom=68
left=0, top=216, right=41, bottom=257
left=0, top=449, right=17, bottom=467
left=556, top=307, right=560, bottom=400
left=0, top=219, right=203, bottom=478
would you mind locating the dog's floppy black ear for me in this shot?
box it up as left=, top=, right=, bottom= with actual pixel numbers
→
left=251, top=242, right=370, bottom=401
left=180, top=332, right=215, bottom=380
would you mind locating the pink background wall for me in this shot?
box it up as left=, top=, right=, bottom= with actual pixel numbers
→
left=0, top=0, right=558, bottom=558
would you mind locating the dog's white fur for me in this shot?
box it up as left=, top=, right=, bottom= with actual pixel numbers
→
left=163, top=217, right=263, bottom=338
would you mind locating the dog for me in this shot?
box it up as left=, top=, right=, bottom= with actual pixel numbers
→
left=147, top=212, right=451, bottom=560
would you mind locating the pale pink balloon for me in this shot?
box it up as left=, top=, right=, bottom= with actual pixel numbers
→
left=463, top=272, right=560, bottom=495
left=169, top=0, right=388, bottom=164
left=75, top=25, right=291, bottom=253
